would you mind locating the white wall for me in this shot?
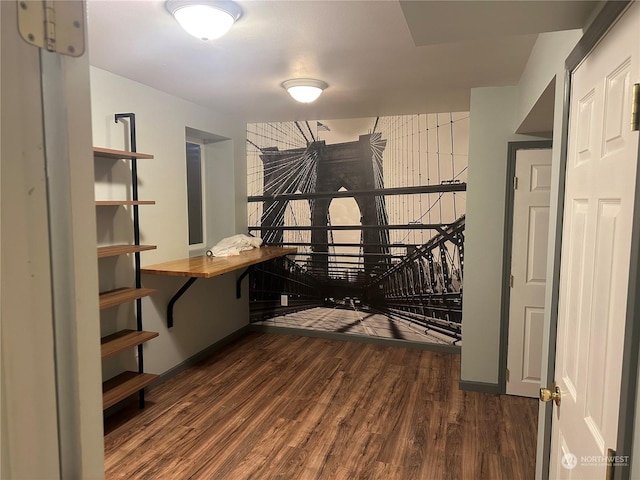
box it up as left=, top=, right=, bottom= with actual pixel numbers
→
left=461, top=86, right=535, bottom=385
left=516, top=29, right=583, bottom=129
left=90, top=67, right=249, bottom=376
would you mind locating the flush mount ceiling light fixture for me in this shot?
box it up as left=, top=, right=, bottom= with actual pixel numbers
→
left=166, top=0, right=242, bottom=41
left=282, top=78, right=329, bottom=103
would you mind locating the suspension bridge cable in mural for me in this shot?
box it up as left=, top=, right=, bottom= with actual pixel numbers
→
left=304, top=121, right=316, bottom=143
left=450, top=113, right=458, bottom=219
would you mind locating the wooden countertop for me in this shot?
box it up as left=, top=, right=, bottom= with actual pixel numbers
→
left=141, top=246, right=297, bottom=279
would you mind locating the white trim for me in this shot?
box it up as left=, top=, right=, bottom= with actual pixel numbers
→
left=41, top=49, right=105, bottom=478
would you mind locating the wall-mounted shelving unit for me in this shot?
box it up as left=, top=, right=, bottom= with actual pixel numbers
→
left=95, top=112, right=159, bottom=411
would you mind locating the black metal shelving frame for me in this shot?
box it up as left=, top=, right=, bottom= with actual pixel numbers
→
left=114, top=112, right=146, bottom=409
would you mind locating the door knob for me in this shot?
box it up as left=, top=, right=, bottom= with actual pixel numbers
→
left=539, top=384, right=561, bottom=406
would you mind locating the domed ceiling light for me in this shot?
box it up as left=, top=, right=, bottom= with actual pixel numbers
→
left=282, top=79, right=329, bottom=103
left=166, top=0, right=242, bottom=40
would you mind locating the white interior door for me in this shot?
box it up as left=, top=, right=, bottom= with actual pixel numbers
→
left=549, top=3, right=640, bottom=478
left=507, top=147, right=552, bottom=398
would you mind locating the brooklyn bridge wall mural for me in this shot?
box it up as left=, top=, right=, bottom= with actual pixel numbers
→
left=246, top=113, right=469, bottom=345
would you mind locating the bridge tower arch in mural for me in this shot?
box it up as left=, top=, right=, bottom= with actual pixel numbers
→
left=259, top=133, right=388, bottom=279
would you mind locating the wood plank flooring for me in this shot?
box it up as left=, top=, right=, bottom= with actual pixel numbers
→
left=104, top=333, right=538, bottom=479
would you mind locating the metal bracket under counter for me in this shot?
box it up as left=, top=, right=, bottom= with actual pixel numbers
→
left=141, top=247, right=296, bottom=328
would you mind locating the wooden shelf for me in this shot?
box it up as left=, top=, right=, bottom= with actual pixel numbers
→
left=95, top=200, right=156, bottom=206
left=103, top=371, right=158, bottom=410
left=101, top=329, right=159, bottom=359
left=98, top=244, right=157, bottom=258
left=93, top=147, right=154, bottom=160
left=99, top=287, right=156, bottom=310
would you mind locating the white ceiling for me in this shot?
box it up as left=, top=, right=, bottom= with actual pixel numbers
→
left=86, top=0, right=600, bottom=123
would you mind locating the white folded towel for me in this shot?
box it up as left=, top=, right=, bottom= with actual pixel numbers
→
left=206, top=234, right=263, bottom=257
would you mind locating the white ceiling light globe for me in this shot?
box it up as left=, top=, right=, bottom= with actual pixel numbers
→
left=282, top=79, right=329, bottom=104
left=167, top=1, right=242, bottom=41
left=287, top=86, right=323, bottom=103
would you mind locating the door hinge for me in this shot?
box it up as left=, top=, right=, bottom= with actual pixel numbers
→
left=17, top=0, right=85, bottom=57
left=510, top=275, right=514, bottom=288
left=632, top=83, right=640, bottom=132
left=506, top=368, right=510, bottom=382
left=513, top=176, right=519, bottom=190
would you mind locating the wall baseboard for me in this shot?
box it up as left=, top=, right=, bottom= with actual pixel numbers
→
left=149, top=324, right=254, bottom=388
left=249, top=324, right=461, bottom=354
left=104, top=325, right=253, bottom=418
left=458, top=379, right=502, bottom=394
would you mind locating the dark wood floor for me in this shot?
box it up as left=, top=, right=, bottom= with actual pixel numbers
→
left=104, top=333, right=538, bottom=479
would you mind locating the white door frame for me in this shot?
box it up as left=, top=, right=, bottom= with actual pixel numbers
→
left=1, top=1, right=104, bottom=478
left=41, top=41, right=106, bottom=480
left=537, top=2, right=640, bottom=479
left=1, top=2, right=61, bottom=476
left=499, top=140, right=553, bottom=393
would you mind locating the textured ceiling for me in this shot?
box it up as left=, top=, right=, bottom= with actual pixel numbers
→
left=86, top=0, right=600, bottom=122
